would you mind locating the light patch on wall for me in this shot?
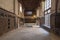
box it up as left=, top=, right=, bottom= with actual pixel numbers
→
left=20, top=4, right=22, bottom=12
left=36, top=8, right=40, bottom=17
left=42, top=1, right=45, bottom=11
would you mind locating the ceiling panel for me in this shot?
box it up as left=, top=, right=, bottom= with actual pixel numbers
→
left=18, top=0, right=42, bottom=10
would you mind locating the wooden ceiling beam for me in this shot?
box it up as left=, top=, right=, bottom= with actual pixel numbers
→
left=18, top=0, right=42, bottom=10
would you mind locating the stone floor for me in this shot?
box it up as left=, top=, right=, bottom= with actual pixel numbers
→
left=0, top=27, right=60, bottom=40
left=50, top=32, right=60, bottom=40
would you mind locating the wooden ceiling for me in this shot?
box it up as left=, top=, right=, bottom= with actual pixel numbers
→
left=18, top=0, right=42, bottom=10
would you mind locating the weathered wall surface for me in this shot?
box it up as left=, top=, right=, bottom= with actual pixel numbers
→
left=51, top=0, right=60, bottom=35
left=51, top=0, right=56, bottom=14
left=0, top=0, right=24, bottom=36
left=0, top=0, right=14, bottom=13
left=0, top=9, right=15, bottom=35
left=36, top=1, right=45, bottom=26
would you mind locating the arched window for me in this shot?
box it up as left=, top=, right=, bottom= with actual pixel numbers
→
left=44, top=0, right=51, bottom=28
left=45, top=0, right=51, bottom=10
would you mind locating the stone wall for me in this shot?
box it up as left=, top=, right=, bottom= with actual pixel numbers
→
left=0, top=0, right=24, bottom=36
left=0, top=8, right=15, bottom=35
left=51, top=0, right=56, bottom=14
left=51, top=0, right=60, bottom=35
left=36, top=1, right=45, bottom=26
